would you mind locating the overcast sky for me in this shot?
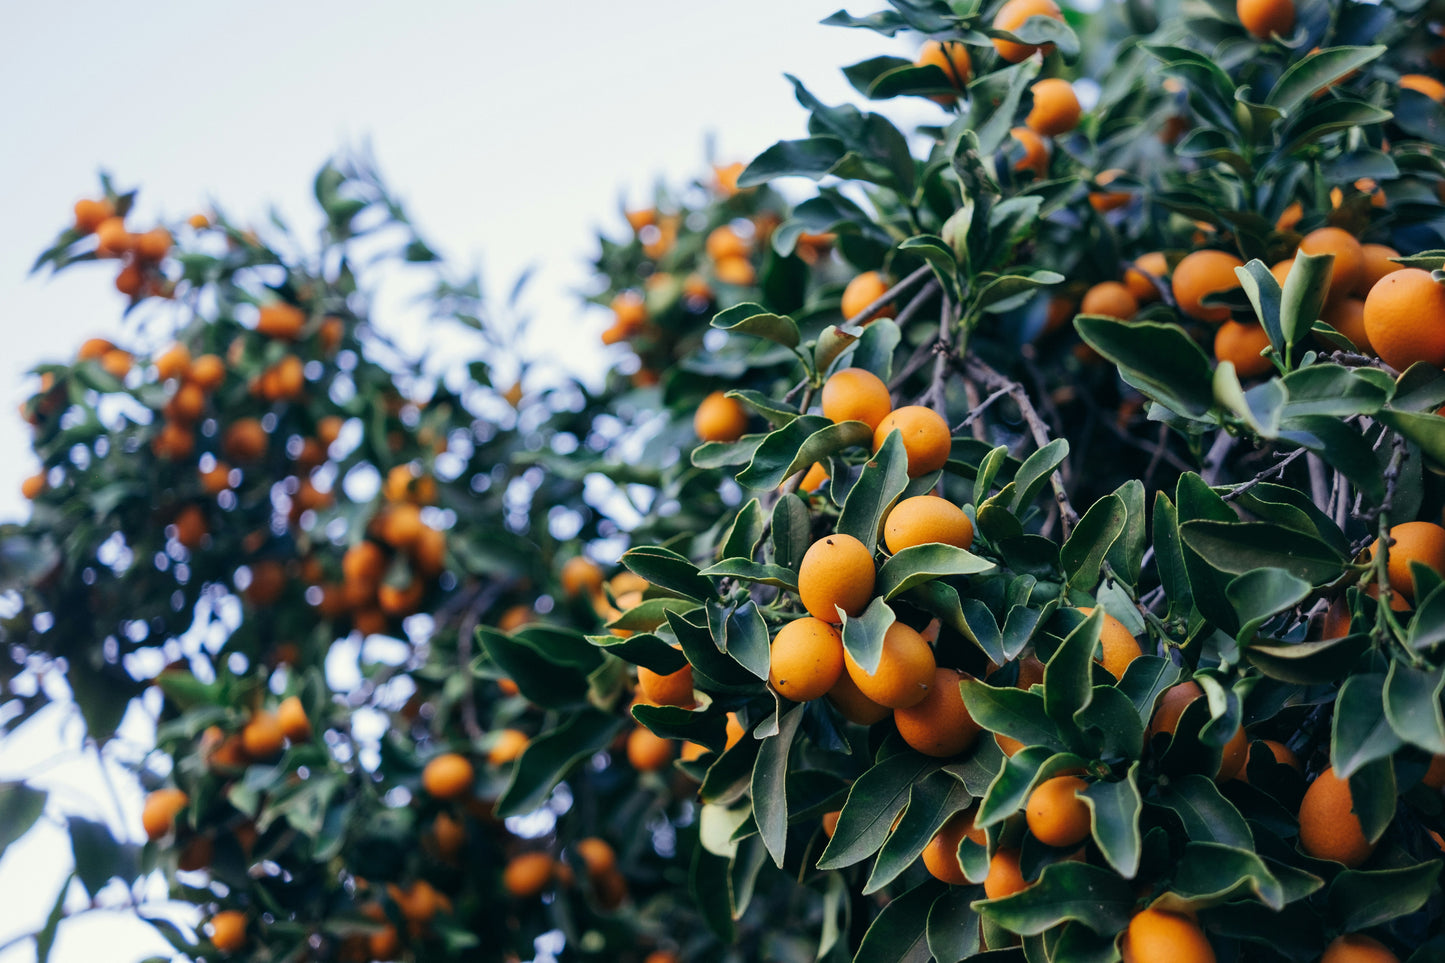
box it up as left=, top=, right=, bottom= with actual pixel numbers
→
left=0, top=2, right=922, bottom=960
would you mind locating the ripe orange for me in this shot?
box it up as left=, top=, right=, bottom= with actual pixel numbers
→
left=798, top=534, right=876, bottom=623
left=1401, top=73, right=1445, bottom=101
left=822, top=810, right=841, bottom=837
left=1276, top=201, right=1304, bottom=232
left=1322, top=298, right=1371, bottom=353
left=1121, top=907, right=1215, bottom=962
left=561, top=556, right=604, bottom=597
left=1216, top=726, right=1249, bottom=782
left=257, top=302, right=306, bottom=339
left=638, top=661, right=696, bottom=707
left=423, top=753, right=475, bottom=799
left=799, top=462, right=830, bottom=492
left=489, top=729, right=529, bottom=766
left=894, top=667, right=981, bottom=756
left=1363, top=268, right=1445, bottom=370
left=1124, top=252, right=1169, bottom=303
left=821, top=367, right=892, bottom=431
left=222, top=418, right=268, bottom=463
left=769, top=617, right=845, bottom=702
left=916, top=40, right=972, bottom=99
left=95, top=217, right=132, bottom=257
left=343, top=541, right=387, bottom=587
left=1320, top=934, right=1400, bottom=963
left=1238, top=739, right=1302, bottom=783
left=1172, top=250, right=1244, bottom=323
left=240, top=710, right=283, bottom=760
left=982, top=848, right=1028, bottom=899
left=1077, top=607, right=1142, bottom=680
left=142, top=788, right=189, bottom=841
left=1089, top=169, right=1131, bottom=212
left=1026, top=78, right=1081, bottom=137
left=244, top=560, right=286, bottom=607
left=208, top=911, right=247, bottom=954
left=843, top=621, right=935, bottom=708
left=73, top=197, right=114, bottom=233
left=1214, top=321, right=1274, bottom=378
left=714, top=255, right=756, bottom=286
left=1299, top=765, right=1377, bottom=866
left=20, top=472, right=46, bottom=500
left=1299, top=227, right=1365, bottom=299
left=1008, top=126, right=1049, bottom=175
left=873, top=406, right=952, bottom=477
left=575, top=837, right=617, bottom=877
left=115, top=262, right=144, bottom=298
left=188, top=354, right=226, bottom=391
left=504, top=852, right=555, bottom=898
left=1370, top=521, right=1445, bottom=603
left=173, top=504, right=207, bottom=549
left=991, top=0, right=1064, bottom=63
left=841, top=271, right=895, bottom=323
left=626, top=726, right=675, bottom=771
left=705, top=225, right=750, bottom=261
left=884, top=495, right=974, bottom=554
left=100, top=349, right=133, bottom=380
left=921, top=808, right=986, bottom=884
left=826, top=669, right=893, bottom=724
left=1080, top=281, right=1138, bottom=320
left=694, top=391, right=749, bottom=442
left=1147, top=681, right=1204, bottom=738
left=1026, top=774, right=1091, bottom=847
left=1237, top=0, right=1294, bottom=38
left=278, top=696, right=311, bottom=742
left=1359, top=243, right=1402, bottom=293
left=169, top=382, right=206, bottom=423
left=135, top=228, right=172, bottom=262
left=77, top=337, right=115, bottom=362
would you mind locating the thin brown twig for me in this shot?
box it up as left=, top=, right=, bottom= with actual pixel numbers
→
left=843, top=265, right=933, bottom=328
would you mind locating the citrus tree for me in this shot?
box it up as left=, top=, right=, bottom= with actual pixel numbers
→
left=7, top=0, right=1445, bottom=960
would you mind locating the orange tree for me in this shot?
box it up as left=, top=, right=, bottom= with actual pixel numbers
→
left=8, top=0, right=1445, bottom=959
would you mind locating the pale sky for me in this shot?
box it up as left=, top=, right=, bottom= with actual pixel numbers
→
left=0, top=2, right=924, bottom=960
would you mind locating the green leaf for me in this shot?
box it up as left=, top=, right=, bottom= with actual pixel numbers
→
left=1378, top=408, right=1445, bottom=468
left=974, top=271, right=1065, bottom=315
left=1009, top=439, right=1069, bottom=515
left=818, top=752, right=941, bottom=869
left=772, top=493, right=811, bottom=572
left=35, top=873, right=73, bottom=963
left=1061, top=494, right=1126, bottom=590
left=1075, top=318, right=1215, bottom=417
left=1153, top=493, right=1191, bottom=610
left=752, top=705, right=804, bottom=867
left=1044, top=609, right=1100, bottom=739
left=1383, top=662, right=1445, bottom=755
left=737, top=416, right=873, bottom=490
left=927, top=887, right=982, bottom=961
left=478, top=627, right=596, bottom=709
left=622, top=545, right=718, bottom=601
left=1279, top=98, right=1393, bottom=156
left=1245, top=632, right=1370, bottom=684
left=496, top=709, right=627, bottom=817
left=1235, top=259, right=1284, bottom=354
left=1280, top=365, right=1391, bottom=419
left=853, top=319, right=902, bottom=381
left=740, top=136, right=849, bottom=187
left=1227, top=568, right=1312, bottom=642
left=976, top=862, right=1134, bottom=937
left=900, top=234, right=961, bottom=301
left=864, top=773, right=973, bottom=895
left=1278, top=253, right=1335, bottom=359
left=692, top=434, right=766, bottom=470
left=721, top=601, right=772, bottom=681
left=726, top=390, right=800, bottom=427
left=1266, top=46, right=1386, bottom=115
left=0, top=783, right=47, bottom=860
left=1347, top=756, right=1396, bottom=845
left=1083, top=764, right=1143, bottom=878
left=1171, top=841, right=1288, bottom=910
left=840, top=596, right=897, bottom=675
left=853, top=880, right=939, bottom=963
left=959, top=680, right=1067, bottom=758
left=719, top=499, right=767, bottom=562
left=1104, top=480, right=1147, bottom=587
left=1327, top=862, right=1442, bottom=932
left=68, top=816, right=135, bottom=898
left=1152, top=774, right=1253, bottom=849
left=1179, top=520, right=1345, bottom=585
left=607, top=596, right=700, bottom=632
left=698, top=558, right=798, bottom=591
left=1332, top=673, right=1405, bottom=778
left=711, top=302, right=801, bottom=349
left=838, top=430, right=910, bottom=553
left=877, top=544, right=994, bottom=601
left=814, top=324, right=858, bottom=376
left=587, top=632, right=688, bottom=674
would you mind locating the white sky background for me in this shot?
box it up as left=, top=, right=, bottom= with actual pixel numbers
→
left=0, top=2, right=931, bottom=960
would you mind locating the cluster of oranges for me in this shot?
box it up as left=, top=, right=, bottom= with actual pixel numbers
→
left=73, top=196, right=175, bottom=301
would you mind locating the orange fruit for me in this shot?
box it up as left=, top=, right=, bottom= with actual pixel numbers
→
left=1026, top=774, right=1091, bottom=847
left=821, top=367, right=892, bottom=431
left=843, top=621, right=935, bottom=708
left=575, top=837, right=617, bottom=877
left=873, top=406, right=952, bottom=477
left=1320, top=934, right=1400, bottom=963
left=826, top=669, right=893, bottom=724
left=244, top=560, right=286, bottom=606
left=1147, top=681, right=1204, bottom=738
left=1401, top=73, right=1445, bottom=101
left=769, top=617, right=845, bottom=702
left=343, top=541, right=387, bottom=587
left=1359, top=243, right=1402, bottom=293
left=20, top=472, right=46, bottom=500
left=95, top=217, right=132, bottom=256
left=894, top=667, right=981, bottom=757
left=208, top=911, right=247, bottom=954
left=1089, top=169, right=1132, bottom=212
left=241, top=711, right=284, bottom=760
left=115, top=262, right=144, bottom=298
left=257, top=302, right=306, bottom=339
left=1080, top=281, right=1138, bottom=320
left=714, top=255, right=756, bottom=286
left=503, top=852, right=555, bottom=898
left=1322, top=298, right=1371, bottom=353
left=188, top=354, right=226, bottom=391
left=367, top=924, right=400, bottom=960
left=1121, top=907, right=1215, bottom=962
left=991, top=0, right=1064, bottom=63
left=626, top=726, right=675, bottom=771
left=561, top=556, right=604, bottom=597
left=135, top=228, right=172, bottom=261
left=916, top=40, right=972, bottom=99
left=921, top=808, right=986, bottom=884
left=1237, top=0, right=1294, bottom=38
left=489, top=729, right=529, bottom=766
left=1216, top=726, right=1249, bottom=782
left=822, top=810, right=841, bottom=837
left=142, top=788, right=189, bottom=841
left=1370, top=521, right=1445, bottom=603
left=1214, top=321, right=1274, bottom=378
left=1422, top=754, right=1445, bottom=790
left=884, top=495, right=974, bottom=554
left=423, top=753, right=475, bottom=799
left=1299, top=765, right=1377, bottom=866
left=222, top=418, right=268, bottom=463
left=169, top=382, right=206, bottom=423
left=1124, top=252, right=1169, bottom=303
left=1008, top=126, right=1049, bottom=175
left=798, top=534, right=876, bottom=623
left=1299, top=227, right=1365, bottom=299
left=1026, top=78, right=1081, bottom=136
left=694, top=391, right=749, bottom=442
left=841, top=271, right=895, bottom=323
left=1238, top=739, right=1302, bottom=783
left=799, top=462, right=830, bottom=492
left=982, top=848, right=1028, bottom=899
left=638, top=661, right=696, bottom=707
left=706, top=225, right=750, bottom=261
left=277, top=696, right=310, bottom=742
left=1276, top=201, right=1304, bottom=232
left=73, top=197, right=114, bottom=234
left=725, top=712, right=747, bottom=749
left=100, top=349, right=133, bottom=380
left=1363, top=268, right=1445, bottom=371
left=154, top=344, right=191, bottom=382
left=78, top=337, right=115, bottom=362
left=1172, top=250, right=1244, bottom=323
left=172, top=504, right=207, bottom=549
left=1077, top=607, right=1142, bottom=680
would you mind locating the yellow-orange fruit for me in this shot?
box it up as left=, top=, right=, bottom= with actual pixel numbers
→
left=489, top=729, right=530, bottom=766
left=921, top=808, right=986, bottom=884
left=822, top=810, right=841, bottom=837
left=257, top=302, right=306, bottom=339
left=1238, top=739, right=1302, bottom=783
left=188, top=354, right=225, bottom=391
left=884, top=495, right=974, bottom=554
left=1216, top=725, right=1249, bottom=782
left=873, top=406, right=952, bottom=477
left=562, top=556, right=604, bottom=597
left=155, top=345, right=192, bottom=383
left=1299, top=766, right=1377, bottom=867
left=894, top=667, right=981, bottom=757
left=826, top=669, right=894, bottom=725
left=368, top=924, right=400, bottom=960
left=503, top=852, right=555, bottom=898
left=714, top=255, right=756, bottom=286
left=769, top=617, right=845, bottom=702
left=1008, top=126, right=1049, bottom=175
left=1124, top=252, right=1169, bottom=303
left=1359, top=243, right=1402, bottom=293
left=1026, top=774, right=1091, bottom=847
left=841, top=271, right=895, bottom=323
left=626, top=726, right=675, bottom=771
left=1214, top=321, right=1274, bottom=378
left=1370, top=521, right=1445, bottom=603
left=1080, top=281, right=1138, bottom=320
left=1237, top=0, right=1294, bottom=38
left=431, top=812, right=466, bottom=860
left=1299, top=226, right=1365, bottom=298
left=21, top=472, right=46, bottom=500
left=142, top=788, right=189, bottom=841
left=725, top=712, right=747, bottom=749
left=95, top=218, right=132, bottom=257
left=1364, top=268, right=1445, bottom=371
left=173, top=504, right=207, bottom=549
left=100, top=349, right=133, bottom=380
left=798, top=534, right=876, bottom=623
left=1026, top=78, right=1081, bottom=137
left=694, top=391, right=749, bottom=442
left=1121, top=908, right=1216, bottom=962
left=706, top=225, right=750, bottom=261
left=1322, top=298, right=1371, bottom=353
left=821, top=367, right=892, bottom=431
left=1401, top=73, right=1445, bottom=101
left=1320, top=934, right=1400, bottom=963
left=1089, top=169, right=1131, bottom=212
left=74, top=198, right=114, bottom=234
left=136, top=228, right=172, bottom=262
left=1148, top=681, right=1204, bottom=738
left=1173, top=250, right=1244, bottom=323
left=638, top=661, right=696, bottom=707
left=278, top=696, right=311, bottom=742
left=844, top=621, right=936, bottom=709
left=1077, top=607, right=1143, bottom=680
left=343, top=540, right=387, bottom=587
left=799, top=462, right=830, bottom=492
left=423, top=753, right=475, bottom=799
left=575, top=837, right=617, bottom=877
left=982, top=848, right=1028, bottom=899
left=916, top=40, right=972, bottom=98
left=208, top=911, right=248, bottom=954
left=241, top=711, right=284, bottom=760
left=222, top=418, right=268, bottom=463
left=991, top=0, right=1064, bottom=63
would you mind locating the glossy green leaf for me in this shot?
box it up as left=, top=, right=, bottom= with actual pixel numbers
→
left=817, top=752, right=941, bottom=869
left=1278, top=252, right=1335, bottom=356
left=1179, top=520, right=1345, bottom=584
left=1009, top=439, right=1069, bottom=515
left=711, top=302, right=801, bottom=349
left=497, top=709, right=626, bottom=817
left=737, top=416, right=873, bottom=490
left=1327, top=862, right=1442, bottom=932
left=864, top=772, right=973, bottom=895
left=739, top=135, right=849, bottom=187
left=1075, top=318, right=1215, bottom=417
left=959, top=680, right=1067, bottom=758
left=976, top=861, right=1133, bottom=937
left=1083, top=764, right=1142, bottom=878
left=853, top=879, right=940, bottom=963
left=1152, top=774, right=1253, bottom=849
left=1227, top=568, right=1311, bottom=642
left=1061, top=493, right=1126, bottom=590
left=698, top=558, right=798, bottom=591
left=771, top=493, right=811, bottom=572
left=877, top=544, right=995, bottom=600
left=838, top=429, right=910, bottom=553
left=1267, top=46, right=1386, bottom=114
left=752, top=705, right=804, bottom=867
left=621, top=545, right=718, bottom=601
left=927, top=887, right=982, bottom=961
left=840, top=596, right=897, bottom=676
left=1172, top=842, right=1289, bottom=910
